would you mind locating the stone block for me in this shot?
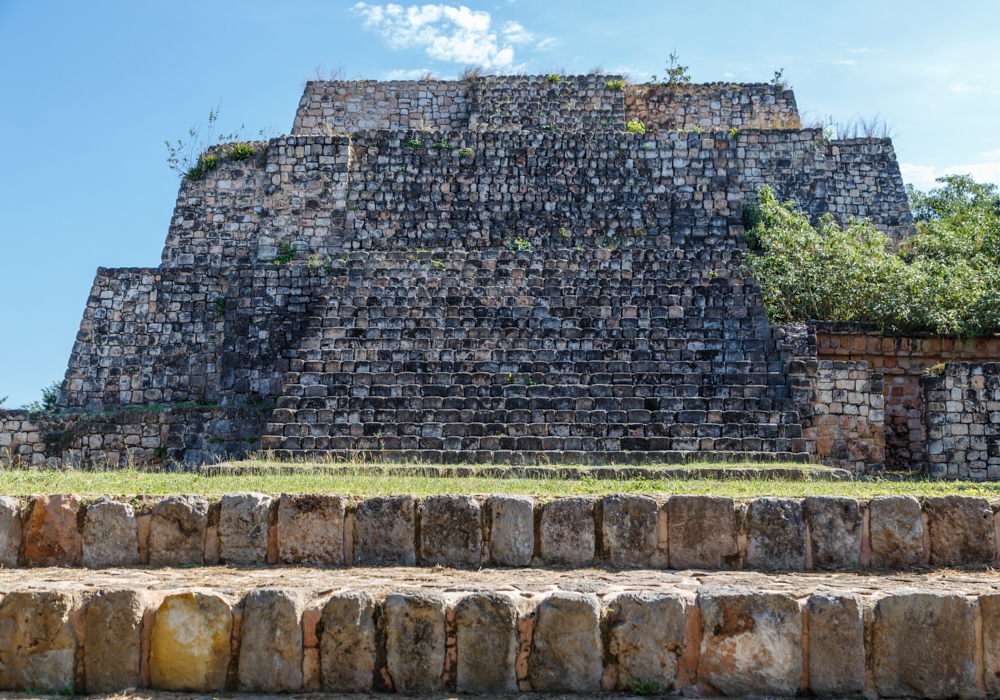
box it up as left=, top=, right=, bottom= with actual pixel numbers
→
left=0, top=496, right=21, bottom=567
left=384, top=590, right=447, bottom=693
left=354, top=496, right=415, bottom=566
left=219, top=492, right=272, bottom=565
left=745, top=497, right=806, bottom=571
left=539, top=497, right=595, bottom=565
left=320, top=590, right=377, bottom=692
left=455, top=591, right=519, bottom=693
left=869, top=495, right=924, bottom=568
left=148, top=495, right=208, bottom=567
left=487, top=495, right=534, bottom=566
left=873, top=589, right=977, bottom=698
left=420, top=495, right=482, bottom=567
left=697, top=585, right=802, bottom=696
left=806, top=593, right=864, bottom=696
left=528, top=591, right=603, bottom=693
left=149, top=591, right=232, bottom=691
left=924, top=495, right=996, bottom=566
left=238, top=588, right=304, bottom=692
left=667, top=495, right=738, bottom=569
left=802, top=496, right=862, bottom=570
left=0, top=589, right=77, bottom=692
left=601, top=494, right=658, bottom=567
left=85, top=588, right=144, bottom=693
left=608, top=591, right=688, bottom=694
left=83, top=497, right=140, bottom=568
left=979, top=592, right=1000, bottom=694
left=277, top=493, right=344, bottom=565
left=23, top=494, right=79, bottom=567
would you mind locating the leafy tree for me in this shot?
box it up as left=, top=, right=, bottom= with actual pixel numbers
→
left=20, top=381, right=61, bottom=414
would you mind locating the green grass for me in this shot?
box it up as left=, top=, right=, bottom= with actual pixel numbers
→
left=2, top=467, right=1000, bottom=499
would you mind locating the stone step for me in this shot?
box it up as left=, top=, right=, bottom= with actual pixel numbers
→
left=0, top=567, right=996, bottom=696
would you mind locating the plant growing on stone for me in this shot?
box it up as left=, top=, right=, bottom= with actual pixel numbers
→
left=165, top=102, right=242, bottom=180
left=546, top=74, right=562, bottom=83
left=431, top=260, right=446, bottom=269
left=627, top=678, right=660, bottom=695
left=459, top=148, right=474, bottom=158
left=432, top=139, right=453, bottom=150
left=625, top=120, right=646, bottom=134
left=225, top=142, right=258, bottom=161
left=402, top=139, right=422, bottom=148
left=558, top=227, right=569, bottom=238
left=508, top=237, right=533, bottom=251
left=604, top=79, right=626, bottom=90
left=213, top=296, right=227, bottom=315
left=664, top=51, right=691, bottom=88
left=729, top=127, right=741, bottom=141
left=771, top=68, right=786, bottom=88
left=274, top=243, right=297, bottom=265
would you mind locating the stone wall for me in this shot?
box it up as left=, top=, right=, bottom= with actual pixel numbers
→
left=923, top=363, right=1000, bottom=479
left=0, top=406, right=268, bottom=467
left=470, top=74, right=625, bottom=132
left=625, top=82, right=799, bottom=132
left=0, top=491, right=995, bottom=571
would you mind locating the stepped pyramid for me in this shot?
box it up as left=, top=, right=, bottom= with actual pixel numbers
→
left=54, top=75, right=911, bottom=465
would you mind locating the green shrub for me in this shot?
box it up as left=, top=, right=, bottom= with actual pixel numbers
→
left=508, top=237, right=533, bottom=251
left=458, top=147, right=474, bottom=158
left=729, top=127, right=740, bottom=141
left=226, top=142, right=258, bottom=161
left=625, top=120, right=646, bottom=134
left=604, top=79, right=625, bottom=90
left=274, top=243, right=297, bottom=265
left=186, top=154, right=219, bottom=180
left=546, top=74, right=562, bottom=83
left=402, top=139, right=422, bottom=148
left=744, top=178, right=1000, bottom=336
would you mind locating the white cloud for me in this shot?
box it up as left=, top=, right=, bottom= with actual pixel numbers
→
left=502, top=21, right=532, bottom=44
left=536, top=37, right=559, bottom=50
left=900, top=162, right=1000, bottom=190
left=383, top=68, right=434, bottom=79
left=352, top=3, right=517, bottom=67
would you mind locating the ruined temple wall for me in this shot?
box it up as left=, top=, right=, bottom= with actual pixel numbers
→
left=625, top=83, right=799, bottom=132
left=469, top=74, right=626, bottom=132
left=923, top=363, right=1000, bottom=480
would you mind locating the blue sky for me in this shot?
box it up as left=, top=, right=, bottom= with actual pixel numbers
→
left=1, top=0, right=998, bottom=407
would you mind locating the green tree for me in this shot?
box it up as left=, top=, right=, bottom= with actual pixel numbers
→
left=20, top=381, right=61, bottom=414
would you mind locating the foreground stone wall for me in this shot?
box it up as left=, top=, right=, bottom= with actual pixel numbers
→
left=0, top=491, right=995, bottom=571
left=0, top=578, right=997, bottom=697
left=923, top=363, right=1000, bottom=479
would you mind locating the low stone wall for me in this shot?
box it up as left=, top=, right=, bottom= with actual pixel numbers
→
left=2, top=492, right=996, bottom=571
left=923, top=363, right=1000, bottom=479
left=625, top=82, right=799, bottom=132
left=0, top=576, right=998, bottom=696
left=0, top=406, right=269, bottom=467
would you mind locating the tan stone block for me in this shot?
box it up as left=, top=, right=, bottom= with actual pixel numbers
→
left=277, top=493, right=345, bottom=565
left=528, top=591, right=603, bottom=693
left=0, top=496, right=22, bottom=567
left=149, top=591, right=232, bottom=691
left=455, top=591, right=519, bottom=694
left=24, top=494, right=79, bottom=567
left=806, top=593, right=864, bottom=695
left=83, top=497, right=140, bottom=568
left=608, top=591, right=689, bottom=694
left=540, top=497, right=595, bottom=565
left=148, top=495, right=208, bottom=567
left=0, top=589, right=77, bottom=692
left=667, top=495, right=737, bottom=570
left=924, top=495, right=996, bottom=566
left=85, top=589, right=144, bottom=693
left=869, top=495, right=923, bottom=568
left=601, top=494, right=658, bottom=567
left=320, top=590, right=377, bottom=692
left=219, top=492, right=272, bottom=565
left=384, top=590, right=446, bottom=693
left=238, top=588, right=304, bottom=692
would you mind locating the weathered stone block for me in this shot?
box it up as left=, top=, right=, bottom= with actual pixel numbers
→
left=667, top=495, right=738, bottom=569
left=83, top=497, right=140, bottom=568
left=0, top=589, right=77, bottom=692
left=85, top=588, right=144, bottom=693
left=277, top=493, right=344, bottom=565
left=0, top=496, right=21, bottom=567
left=384, top=590, right=446, bottom=693
left=455, top=591, right=519, bottom=693
left=745, top=497, right=806, bottom=571
left=802, top=496, right=862, bottom=570
left=149, top=592, right=232, bottom=691
left=148, top=495, right=208, bottom=567
left=873, top=589, right=977, bottom=698
left=601, top=494, right=658, bottom=567
left=608, top=591, right=688, bottom=694
left=24, top=494, right=79, bottom=567
left=697, top=585, right=802, bottom=696
left=487, top=494, right=534, bottom=567
left=354, top=496, right=415, bottom=566
left=238, top=588, right=304, bottom=692
left=420, top=495, right=482, bottom=567
left=528, top=591, right=603, bottom=693
left=320, top=590, right=377, bottom=692
left=806, top=593, right=864, bottom=696
left=219, top=492, right=272, bottom=565
left=869, top=495, right=924, bottom=568
left=539, top=497, right=595, bottom=565
left=979, top=592, right=1000, bottom=694
left=924, top=495, right=996, bottom=566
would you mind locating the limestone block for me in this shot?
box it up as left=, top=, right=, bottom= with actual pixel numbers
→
left=420, top=495, right=482, bottom=567
left=601, top=494, right=658, bottom=567
left=745, top=497, right=805, bottom=571
left=0, top=496, right=21, bottom=567
left=277, top=493, right=344, bottom=565
left=487, top=494, right=534, bottom=566
left=924, top=495, right=996, bottom=566
left=802, top=496, right=862, bottom=570
left=219, top=492, right=272, bottom=565
left=539, top=497, right=595, bottom=565
left=455, top=591, right=519, bottom=694
left=149, top=592, right=232, bottom=691
left=667, top=495, right=738, bottom=569
left=528, top=591, right=603, bottom=693
left=0, top=589, right=77, bottom=692
left=354, top=496, right=415, bottom=566
left=238, top=588, right=304, bottom=692
left=697, top=585, right=802, bottom=696
left=384, top=590, right=446, bottom=693
left=148, top=495, right=208, bottom=567
left=83, top=497, right=140, bottom=568
left=806, top=593, right=864, bottom=696
left=873, top=589, right=977, bottom=698
left=979, top=592, right=1000, bottom=694
left=869, top=495, right=924, bottom=568
left=85, top=589, right=144, bottom=693
left=608, top=591, right=688, bottom=694
left=24, top=494, right=79, bottom=567
left=320, top=590, right=377, bottom=692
